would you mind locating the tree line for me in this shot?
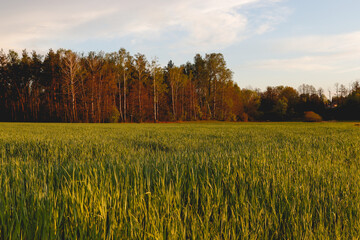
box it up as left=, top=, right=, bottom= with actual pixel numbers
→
left=0, top=49, right=359, bottom=122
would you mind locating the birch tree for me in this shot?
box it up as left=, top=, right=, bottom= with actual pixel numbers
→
left=61, top=50, right=80, bottom=122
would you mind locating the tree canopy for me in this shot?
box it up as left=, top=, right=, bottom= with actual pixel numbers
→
left=0, top=49, right=359, bottom=122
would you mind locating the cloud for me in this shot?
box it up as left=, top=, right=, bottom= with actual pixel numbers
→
left=0, top=0, right=287, bottom=52
left=254, top=56, right=337, bottom=71
left=174, top=7, right=248, bottom=51
left=276, top=32, right=360, bottom=54
left=250, top=32, right=360, bottom=73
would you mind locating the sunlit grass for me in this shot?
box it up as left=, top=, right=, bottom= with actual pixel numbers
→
left=0, top=122, right=359, bottom=239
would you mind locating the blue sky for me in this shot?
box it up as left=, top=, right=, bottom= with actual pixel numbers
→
left=1, top=0, right=360, bottom=92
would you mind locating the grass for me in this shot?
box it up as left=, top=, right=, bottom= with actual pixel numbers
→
left=0, top=122, right=360, bottom=239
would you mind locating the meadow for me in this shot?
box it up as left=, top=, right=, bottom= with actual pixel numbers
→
left=0, top=122, right=360, bottom=239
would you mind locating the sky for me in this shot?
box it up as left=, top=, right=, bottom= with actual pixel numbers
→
left=1, top=0, right=360, bottom=92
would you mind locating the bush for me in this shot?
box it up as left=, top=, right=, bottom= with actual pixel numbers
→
left=304, top=111, right=322, bottom=122
left=108, top=106, right=120, bottom=123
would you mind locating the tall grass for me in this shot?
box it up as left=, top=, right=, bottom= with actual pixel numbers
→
left=0, top=122, right=360, bottom=239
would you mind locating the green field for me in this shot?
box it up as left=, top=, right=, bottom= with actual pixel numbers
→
left=0, top=122, right=360, bottom=239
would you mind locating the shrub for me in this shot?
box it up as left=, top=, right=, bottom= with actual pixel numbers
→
left=108, top=106, right=120, bottom=123
left=304, top=111, right=322, bottom=122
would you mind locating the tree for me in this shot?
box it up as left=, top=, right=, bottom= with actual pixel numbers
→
left=122, top=50, right=133, bottom=122
left=61, top=50, right=80, bottom=122
left=110, top=48, right=131, bottom=122
left=42, top=49, right=62, bottom=121
left=279, top=86, right=299, bottom=119
left=240, top=89, right=261, bottom=121
left=0, top=49, right=8, bottom=121
left=134, top=53, right=148, bottom=122
left=150, top=57, right=162, bottom=122
left=168, top=66, right=183, bottom=119
left=273, top=97, right=288, bottom=120
left=2, top=48, right=360, bottom=123
left=204, top=53, right=232, bottom=119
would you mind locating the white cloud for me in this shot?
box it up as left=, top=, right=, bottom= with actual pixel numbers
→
left=254, top=56, right=336, bottom=71
left=177, top=8, right=248, bottom=51
left=276, top=32, right=360, bottom=54
left=0, top=0, right=287, bottom=52
left=250, top=32, right=360, bottom=73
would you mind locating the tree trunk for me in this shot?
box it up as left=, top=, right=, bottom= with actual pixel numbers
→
left=118, top=76, right=123, bottom=121
left=213, top=78, right=216, bottom=119
left=171, top=84, right=176, bottom=118
left=124, top=71, right=126, bottom=122
left=153, top=73, right=157, bottom=122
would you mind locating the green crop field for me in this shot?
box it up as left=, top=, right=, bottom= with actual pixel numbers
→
left=0, top=122, right=360, bottom=239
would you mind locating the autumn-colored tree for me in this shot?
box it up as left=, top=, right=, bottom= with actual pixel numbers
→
left=61, top=50, right=81, bottom=122
left=150, top=57, right=167, bottom=122
left=1, top=48, right=359, bottom=122
left=134, top=53, right=148, bottom=122
left=42, top=49, right=62, bottom=121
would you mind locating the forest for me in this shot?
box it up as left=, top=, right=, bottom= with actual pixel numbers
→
left=0, top=48, right=359, bottom=123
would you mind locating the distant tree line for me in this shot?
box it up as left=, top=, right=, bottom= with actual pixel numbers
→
left=0, top=49, right=359, bottom=122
